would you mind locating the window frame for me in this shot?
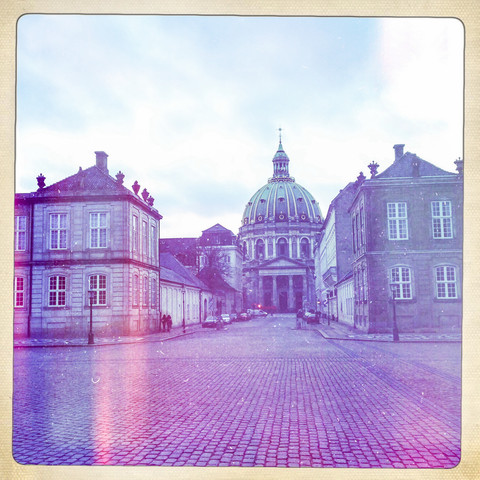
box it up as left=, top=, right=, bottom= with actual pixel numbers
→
left=431, top=201, right=453, bottom=239
left=89, top=274, right=107, bottom=306
left=89, top=212, right=108, bottom=249
left=15, top=215, right=27, bottom=251
left=435, top=265, right=458, bottom=299
left=14, top=276, right=25, bottom=308
left=387, top=202, right=409, bottom=241
left=48, top=275, right=67, bottom=307
left=389, top=266, right=413, bottom=300
left=49, top=213, right=68, bottom=250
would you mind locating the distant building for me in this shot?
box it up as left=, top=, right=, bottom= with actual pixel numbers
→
left=350, top=145, right=463, bottom=333
left=159, top=253, right=213, bottom=325
left=239, top=136, right=323, bottom=312
left=315, top=179, right=359, bottom=324
left=14, top=151, right=162, bottom=338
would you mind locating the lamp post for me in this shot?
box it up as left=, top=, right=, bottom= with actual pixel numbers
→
left=88, top=290, right=95, bottom=345
left=389, top=284, right=400, bottom=342
left=182, top=284, right=186, bottom=334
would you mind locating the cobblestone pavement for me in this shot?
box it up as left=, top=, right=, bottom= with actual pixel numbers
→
left=13, top=314, right=461, bottom=468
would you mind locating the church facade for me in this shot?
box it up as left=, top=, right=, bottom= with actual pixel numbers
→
left=238, top=136, right=323, bottom=313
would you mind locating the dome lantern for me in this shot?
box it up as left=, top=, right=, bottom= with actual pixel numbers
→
left=272, top=128, right=291, bottom=180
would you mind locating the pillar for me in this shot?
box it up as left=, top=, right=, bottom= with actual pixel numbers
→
left=288, top=275, right=294, bottom=310
left=273, top=275, right=278, bottom=308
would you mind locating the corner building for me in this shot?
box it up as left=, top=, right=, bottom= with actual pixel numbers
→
left=239, top=138, right=323, bottom=312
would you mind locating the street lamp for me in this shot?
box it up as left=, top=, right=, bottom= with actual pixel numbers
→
left=389, top=284, right=400, bottom=342
left=182, top=284, right=186, bottom=334
left=88, top=290, right=95, bottom=345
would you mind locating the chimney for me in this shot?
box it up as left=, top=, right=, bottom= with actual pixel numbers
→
left=393, top=144, right=404, bottom=162
left=94, top=151, right=109, bottom=174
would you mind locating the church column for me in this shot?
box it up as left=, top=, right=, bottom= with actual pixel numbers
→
left=273, top=238, right=276, bottom=258
left=288, top=238, right=293, bottom=258
left=273, top=275, right=278, bottom=308
left=297, top=237, right=301, bottom=259
left=302, top=275, right=307, bottom=308
left=259, top=275, right=264, bottom=307
left=288, top=275, right=294, bottom=310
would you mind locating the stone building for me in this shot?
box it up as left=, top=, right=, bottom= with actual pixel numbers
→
left=350, top=144, right=463, bottom=333
left=14, top=151, right=162, bottom=338
left=239, top=135, right=323, bottom=312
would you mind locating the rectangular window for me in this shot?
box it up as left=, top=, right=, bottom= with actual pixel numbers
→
left=133, top=275, right=139, bottom=306
left=390, top=267, right=412, bottom=299
left=436, top=266, right=457, bottom=299
left=90, top=213, right=107, bottom=248
left=132, top=215, right=139, bottom=252
left=387, top=203, right=408, bottom=240
left=152, top=278, right=157, bottom=307
left=359, top=206, right=365, bottom=246
left=432, top=201, right=453, bottom=239
left=50, top=214, right=67, bottom=249
left=15, top=216, right=27, bottom=251
left=352, top=217, right=356, bottom=253
left=49, top=275, right=66, bottom=306
left=142, top=220, right=148, bottom=256
left=151, top=224, right=157, bottom=261
left=15, top=276, right=24, bottom=308
left=143, top=276, right=148, bottom=306
left=89, top=274, right=107, bottom=306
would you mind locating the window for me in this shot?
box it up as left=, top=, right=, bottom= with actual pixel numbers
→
left=132, top=215, right=139, bottom=252
left=390, top=267, right=412, bottom=299
left=133, top=275, right=139, bottom=306
left=49, top=275, right=66, bottom=306
left=15, top=216, right=27, bottom=251
left=387, top=203, right=408, bottom=240
left=152, top=278, right=157, bottom=307
left=359, top=206, right=365, bottom=246
left=50, top=214, right=67, bottom=249
left=432, top=201, right=453, bottom=239
left=151, top=224, right=157, bottom=261
left=300, top=238, right=310, bottom=258
left=90, top=213, right=107, bottom=248
left=277, top=238, right=288, bottom=256
left=15, top=276, right=24, bottom=308
left=435, top=266, right=458, bottom=299
left=143, top=276, right=148, bottom=306
left=256, top=240, right=265, bottom=259
left=142, top=220, right=148, bottom=256
left=89, top=274, right=107, bottom=306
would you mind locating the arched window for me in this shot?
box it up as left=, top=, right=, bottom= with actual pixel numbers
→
left=277, top=238, right=288, bottom=257
left=300, top=238, right=310, bottom=258
left=389, top=266, right=412, bottom=300
left=255, top=239, right=265, bottom=260
left=435, top=265, right=458, bottom=299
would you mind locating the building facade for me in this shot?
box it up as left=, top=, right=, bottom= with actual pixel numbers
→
left=238, top=136, right=323, bottom=312
left=350, top=145, right=463, bottom=333
left=14, top=151, right=162, bottom=338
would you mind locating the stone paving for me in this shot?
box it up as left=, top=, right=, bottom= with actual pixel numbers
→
left=12, top=315, right=461, bottom=468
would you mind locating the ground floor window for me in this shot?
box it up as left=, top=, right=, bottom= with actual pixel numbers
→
left=390, top=266, right=412, bottom=299
left=435, top=266, right=457, bottom=299
left=15, top=276, right=25, bottom=308
left=49, top=275, right=66, bottom=306
left=89, top=274, right=107, bottom=306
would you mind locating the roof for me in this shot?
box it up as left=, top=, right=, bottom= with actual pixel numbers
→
left=159, top=252, right=208, bottom=290
left=197, top=266, right=237, bottom=292
left=201, top=224, right=234, bottom=235
left=376, top=152, right=456, bottom=179
left=16, top=164, right=162, bottom=218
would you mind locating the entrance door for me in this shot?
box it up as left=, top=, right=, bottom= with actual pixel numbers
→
left=279, top=291, right=288, bottom=312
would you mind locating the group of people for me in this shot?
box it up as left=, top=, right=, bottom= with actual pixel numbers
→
left=160, top=314, right=172, bottom=332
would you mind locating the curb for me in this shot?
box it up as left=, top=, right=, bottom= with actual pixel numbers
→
left=13, top=329, right=199, bottom=349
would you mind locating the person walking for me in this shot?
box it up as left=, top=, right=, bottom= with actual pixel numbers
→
left=166, top=314, right=172, bottom=332
left=296, top=309, right=303, bottom=329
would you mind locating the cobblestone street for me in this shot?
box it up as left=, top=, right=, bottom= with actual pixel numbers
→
left=13, top=314, right=461, bottom=468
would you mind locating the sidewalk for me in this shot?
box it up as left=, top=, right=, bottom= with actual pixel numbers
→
left=314, top=320, right=461, bottom=343
left=13, top=323, right=205, bottom=349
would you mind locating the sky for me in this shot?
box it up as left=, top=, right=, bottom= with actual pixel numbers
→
left=16, top=15, right=464, bottom=238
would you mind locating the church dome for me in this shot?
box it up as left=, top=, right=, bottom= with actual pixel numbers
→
left=242, top=139, right=323, bottom=225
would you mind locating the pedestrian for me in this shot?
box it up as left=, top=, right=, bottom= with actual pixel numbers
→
left=296, top=309, right=303, bottom=329
left=166, top=314, right=172, bottom=332
left=162, top=314, right=167, bottom=332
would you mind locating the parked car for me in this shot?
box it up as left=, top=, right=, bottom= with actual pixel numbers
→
left=220, top=314, right=231, bottom=324
left=229, top=313, right=238, bottom=322
left=238, top=312, right=251, bottom=321
left=251, top=309, right=268, bottom=317
left=202, top=316, right=218, bottom=328
left=303, top=311, right=318, bottom=324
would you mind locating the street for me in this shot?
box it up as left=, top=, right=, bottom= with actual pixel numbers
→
left=13, top=314, right=461, bottom=468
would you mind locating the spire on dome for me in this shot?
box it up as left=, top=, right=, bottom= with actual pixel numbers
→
left=272, top=128, right=290, bottom=179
